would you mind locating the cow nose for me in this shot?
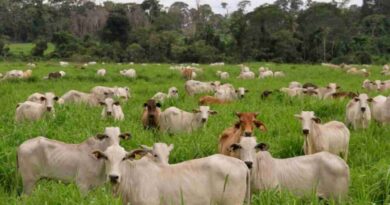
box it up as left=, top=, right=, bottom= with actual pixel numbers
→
left=245, top=161, right=253, bottom=169
left=109, top=175, right=119, bottom=183
left=303, top=129, right=309, bottom=135
left=46, top=107, right=52, bottom=112
left=240, top=95, right=244, bottom=98
left=244, top=132, right=252, bottom=137
left=361, top=107, right=366, bottom=112
left=201, top=118, right=207, bottom=123
left=107, top=111, right=112, bottom=116
left=148, top=114, right=155, bottom=119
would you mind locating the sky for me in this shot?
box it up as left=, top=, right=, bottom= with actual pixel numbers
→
left=95, top=0, right=362, bottom=14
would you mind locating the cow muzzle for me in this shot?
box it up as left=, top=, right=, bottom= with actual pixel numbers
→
left=302, top=129, right=309, bottom=135
left=361, top=107, right=366, bottom=112
left=244, top=132, right=252, bottom=137
left=201, top=118, right=207, bottom=123
left=109, top=175, right=119, bottom=184
left=47, top=107, right=52, bottom=112
left=107, top=111, right=112, bottom=116
left=245, top=161, right=253, bottom=169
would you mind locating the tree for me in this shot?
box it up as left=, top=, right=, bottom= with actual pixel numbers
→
left=31, top=39, right=48, bottom=57
left=221, top=2, right=228, bottom=16
left=101, top=8, right=131, bottom=44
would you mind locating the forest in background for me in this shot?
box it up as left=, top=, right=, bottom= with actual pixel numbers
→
left=0, top=0, right=389, bottom=64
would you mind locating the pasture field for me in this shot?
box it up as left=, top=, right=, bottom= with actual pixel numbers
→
left=0, top=62, right=389, bottom=205
left=7, top=43, right=55, bottom=56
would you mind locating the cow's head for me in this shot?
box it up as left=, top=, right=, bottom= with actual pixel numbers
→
left=294, top=111, right=320, bottom=136
left=140, top=143, right=174, bottom=165
left=100, top=98, right=120, bottom=116
left=234, top=112, right=267, bottom=137
left=229, top=137, right=268, bottom=169
left=143, top=99, right=161, bottom=128
left=41, top=92, right=59, bottom=112
left=193, top=106, right=217, bottom=123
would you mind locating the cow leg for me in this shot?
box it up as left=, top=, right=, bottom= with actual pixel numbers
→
left=22, top=177, right=38, bottom=195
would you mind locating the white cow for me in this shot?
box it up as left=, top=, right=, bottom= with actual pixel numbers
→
left=371, top=95, right=390, bottom=124
left=152, top=87, right=179, bottom=103
left=17, top=127, right=130, bottom=195
left=120, top=69, right=136, bottom=78
left=258, top=68, right=273, bottom=79
left=59, top=61, right=69, bottom=67
left=295, top=111, right=350, bottom=161
left=280, top=87, right=303, bottom=97
left=346, top=94, right=372, bottom=129
left=16, top=93, right=59, bottom=122
left=59, top=90, right=106, bottom=106
left=274, top=71, right=285, bottom=77
left=216, top=71, right=229, bottom=79
left=238, top=71, right=255, bottom=79
left=140, top=143, right=174, bottom=165
left=159, top=106, right=217, bottom=134
left=289, top=81, right=302, bottom=89
left=97, top=69, right=106, bottom=76
left=92, top=145, right=250, bottom=205
left=362, top=79, right=377, bottom=91
left=214, top=84, right=247, bottom=100
left=100, top=98, right=124, bottom=121
left=184, top=80, right=220, bottom=96
left=229, top=137, right=349, bottom=200
left=88, top=61, right=97, bottom=65
left=317, top=83, right=339, bottom=99
left=2, top=69, right=32, bottom=79
left=91, top=86, right=131, bottom=101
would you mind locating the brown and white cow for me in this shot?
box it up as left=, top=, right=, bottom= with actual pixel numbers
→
left=218, top=112, right=267, bottom=157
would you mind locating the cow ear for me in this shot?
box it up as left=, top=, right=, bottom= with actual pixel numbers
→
left=209, top=110, right=218, bottom=115
left=119, top=133, right=131, bottom=140
left=254, top=120, right=267, bottom=132
left=168, top=144, right=174, bottom=152
left=235, top=112, right=241, bottom=117
left=255, top=143, right=268, bottom=151
left=124, top=149, right=149, bottom=161
left=229, top=144, right=241, bottom=152
left=99, top=102, right=106, bottom=106
left=143, top=103, right=148, bottom=107
left=95, top=134, right=108, bottom=140
left=54, top=96, right=59, bottom=101
left=367, top=98, right=373, bottom=102
left=156, top=103, right=162, bottom=108
left=294, top=114, right=302, bottom=119
left=245, top=89, right=249, bottom=93
left=312, top=117, right=321, bottom=124
left=92, top=150, right=107, bottom=160
left=234, top=121, right=241, bottom=129
left=40, top=97, right=46, bottom=101
left=192, top=109, right=200, bottom=113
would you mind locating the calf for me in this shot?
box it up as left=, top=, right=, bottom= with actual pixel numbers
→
left=17, top=127, right=131, bottom=194
left=346, top=94, right=372, bottom=129
left=185, top=80, right=220, bottom=96
left=16, top=93, right=59, bottom=122
left=142, top=99, right=162, bottom=129
left=219, top=112, right=267, bottom=157
left=230, top=137, right=349, bottom=200
left=152, top=87, right=179, bottom=103
left=100, top=98, right=124, bottom=121
left=92, top=145, right=250, bottom=205
left=159, top=106, right=217, bottom=134
left=295, top=111, right=350, bottom=161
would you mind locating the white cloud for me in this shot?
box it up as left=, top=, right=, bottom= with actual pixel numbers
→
left=94, top=0, right=362, bottom=14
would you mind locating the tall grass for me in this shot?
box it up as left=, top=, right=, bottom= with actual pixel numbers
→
left=0, top=62, right=389, bottom=204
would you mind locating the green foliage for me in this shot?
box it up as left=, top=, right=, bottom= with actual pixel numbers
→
left=102, top=8, right=131, bottom=45
left=51, top=32, right=80, bottom=58
left=31, top=39, right=48, bottom=57
left=126, top=43, right=145, bottom=62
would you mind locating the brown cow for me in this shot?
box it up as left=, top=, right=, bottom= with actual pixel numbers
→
left=218, top=112, right=267, bottom=157
left=142, top=100, right=161, bottom=129
left=331, top=92, right=357, bottom=99
left=198, top=96, right=231, bottom=105
left=181, top=68, right=195, bottom=80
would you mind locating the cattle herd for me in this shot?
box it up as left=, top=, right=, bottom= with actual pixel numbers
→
left=2, top=62, right=389, bottom=204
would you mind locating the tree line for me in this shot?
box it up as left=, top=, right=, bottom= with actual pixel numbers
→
left=0, top=0, right=389, bottom=64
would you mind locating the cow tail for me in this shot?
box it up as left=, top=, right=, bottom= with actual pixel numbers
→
left=245, top=169, right=251, bottom=205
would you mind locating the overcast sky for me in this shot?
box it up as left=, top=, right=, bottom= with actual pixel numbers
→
left=95, top=0, right=362, bottom=14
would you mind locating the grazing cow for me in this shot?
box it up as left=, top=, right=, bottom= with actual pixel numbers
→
left=59, top=61, right=69, bottom=67
left=331, top=92, right=357, bottom=99
left=295, top=111, right=350, bottom=161
left=17, top=127, right=130, bottom=195
left=317, top=83, right=339, bottom=99
left=142, top=100, right=162, bottom=129
left=100, top=98, right=124, bottom=121
left=152, top=87, right=179, bottom=103
left=274, top=71, right=285, bottom=77
left=346, top=94, right=372, bottom=129
left=2, top=69, right=32, bottom=80
left=289, top=81, right=302, bottom=89
left=198, top=96, right=231, bottom=105
left=181, top=68, right=196, bottom=80
left=362, top=79, right=377, bottom=91
left=120, top=69, right=136, bottom=78
left=185, top=80, right=220, bottom=96
left=371, top=95, right=390, bottom=124
left=45, top=71, right=66, bottom=79
left=238, top=71, right=255, bottom=79
left=97, top=69, right=106, bottom=76
left=302, top=82, right=318, bottom=89
left=346, top=68, right=369, bottom=77
left=258, top=69, right=273, bottom=79
left=280, top=87, right=303, bottom=97
left=91, top=86, right=130, bottom=101
left=216, top=71, right=229, bottom=79
left=27, top=63, right=36, bottom=68
left=92, top=145, right=250, bottom=205
left=16, top=93, right=59, bottom=122
left=229, top=137, right=349, bottom=200
left=140, top=143, right=174, bottom=165
left=59, top=90, right=107, bottom=106
left=159, top=106, right=217, bottom=134
left=219, top=112, right=267, bottom=158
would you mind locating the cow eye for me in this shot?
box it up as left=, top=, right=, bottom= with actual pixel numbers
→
left=153, top=154, right=158, bottom=158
